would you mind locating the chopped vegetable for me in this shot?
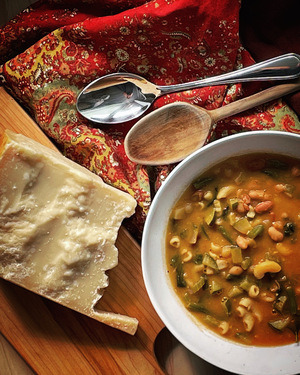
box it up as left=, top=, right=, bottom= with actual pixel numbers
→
left=186, top=301, right=210, bottom=314
left=268, top=317, right=290, bottom=331
left=248, top=224, right=264, bottom=239
left=233, top=218, right=252, bottom=234
left=218, top=225, right=235, bottom=245
left=202, top=252, right=218, bottom=270
left=286, top=285, right=298, bottom=315
left=204, top=315, right=220, bottom=326
left=170, top=254, right=179, bottom=268
left=191, top=276, right=206, bottom=293
left=240, top=276, right=255, bottom=292
left=189, top=224, right=199, bottom=244
left=209, top=279, right=223, bottom=294
left=231, top=246, right=243, bottom=264
left=217, top=186, right=235, bottom=199
left=221, top=297, right=232, bottom=316
left=228, top=286, right=244, bottom=298
left=241, top=257, right=252, bottom=271
left=206, top=187, right=218, bottom=207
left=274, top=295, right=287, bottom=313
left=193, top=177, right=214, bottom=189
left=173, top=206, right=186, bottom=220
left=170, top=256, right=186, bottom=288
left=201, top=224, right=210, bottom=239
left=222, top=206, right=229, bottom=218
left=193, top=254, right=203, bottom=264
left=228, top=197, right=239, bottom=210
left=204, top=206, right=216, bottom=226
left=176, top=263, right=186, bottom=287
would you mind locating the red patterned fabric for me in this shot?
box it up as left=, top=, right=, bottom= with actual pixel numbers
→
left=0, top=0, right=299, bottom=239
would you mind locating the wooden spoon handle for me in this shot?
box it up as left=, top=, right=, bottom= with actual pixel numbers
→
left=209, top=79, right=300, bottom=123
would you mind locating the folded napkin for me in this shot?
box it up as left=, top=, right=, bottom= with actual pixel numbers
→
left=0, top=0, right=299, bottom=239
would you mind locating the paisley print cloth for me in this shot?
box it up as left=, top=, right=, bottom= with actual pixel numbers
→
left=0, top=0, right=299, bottom=239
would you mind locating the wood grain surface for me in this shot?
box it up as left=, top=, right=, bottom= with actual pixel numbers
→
left=0, top=86, right=165, bottom=375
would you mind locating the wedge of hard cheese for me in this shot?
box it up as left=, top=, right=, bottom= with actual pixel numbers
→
left=0, top=130, right=138, bottom=335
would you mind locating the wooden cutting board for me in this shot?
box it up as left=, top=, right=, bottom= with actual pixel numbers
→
left=0, top=87, right=165, bottom=374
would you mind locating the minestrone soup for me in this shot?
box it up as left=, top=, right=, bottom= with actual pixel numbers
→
left=166, top=153, right=300, bottom=346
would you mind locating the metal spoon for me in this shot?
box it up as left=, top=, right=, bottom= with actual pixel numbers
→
left=124, top=79, right=300, bottom=165
left=154, top=327, right=234, bottom=375
left=77, top=53, right=300, bottom=124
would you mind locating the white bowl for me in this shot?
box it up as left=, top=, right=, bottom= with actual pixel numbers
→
left=142, top=131, right=300, bottom=375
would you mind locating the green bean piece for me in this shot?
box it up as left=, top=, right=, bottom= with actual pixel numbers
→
left=204, top=315, right=220, bottom=327
left=240, top=276, right=255, bottom=292
left=189, top=224, right=199, bottom=244
left=247, top=224, right=264, bottom=239
left=193, top=177, right=214, bottom=189
left=231, top=246, right=243, bottom=264
left=170, top=254, right=180, bottom=268
left=218, top=225, right=235, bottom=245
left=209, top=279, right=223, bottom=294
left=286, top=286, right=298, bottom=315
left=169, top=218, right=178, bottom=233
left=221, top=297, right=232, bottom=316
left=191, top=276, right=206, bottom=293
left=268, top=317, right=290, bottom=331
left=222, top=206, right=229, bottom=218
left=273, top=295, right=287, bottom=313
left=241, top=257, right=252, bottom=271
left=176, top=262, right=186, bottom=288
left=193, top=254, right=203, bottom=265
left=201, top=223, right=210, bottom=239
left=186, top=302, right=210, bottom=315
left=171, top=255, right=187, bottom=287
left=202, top=252, right=218, bottom=270
left=228, top=285, right=244, bottom=298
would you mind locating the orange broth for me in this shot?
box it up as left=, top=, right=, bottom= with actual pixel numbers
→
left=166, top=153, right=300, bottom=346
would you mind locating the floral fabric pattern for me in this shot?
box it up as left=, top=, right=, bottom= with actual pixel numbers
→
left=0, top=0, right=299, bottom=239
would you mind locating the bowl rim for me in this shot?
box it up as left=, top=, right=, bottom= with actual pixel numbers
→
left=141, top=130, right=300, bottom=375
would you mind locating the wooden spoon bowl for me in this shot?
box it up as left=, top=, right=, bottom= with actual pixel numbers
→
left=125, top=80, right=300, bottom=165
left=125, top=103, right=211, bottom=165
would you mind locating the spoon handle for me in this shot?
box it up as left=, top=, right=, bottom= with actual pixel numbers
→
left=209, top=79, right=300, bottom=123
left=158, top=54, right=300, bottom=95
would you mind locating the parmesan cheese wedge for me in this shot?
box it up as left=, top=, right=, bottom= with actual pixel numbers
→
left=0, top=130, right=138, bottom=335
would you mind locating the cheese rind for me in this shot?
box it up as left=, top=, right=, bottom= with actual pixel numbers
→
left=0, top=130, right=138, bottom=334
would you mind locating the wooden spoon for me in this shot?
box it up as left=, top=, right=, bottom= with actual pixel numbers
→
left=124, top=80, right=300, bottom=165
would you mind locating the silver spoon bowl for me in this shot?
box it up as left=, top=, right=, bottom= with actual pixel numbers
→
left=76, top=53, right=300, bottom=124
